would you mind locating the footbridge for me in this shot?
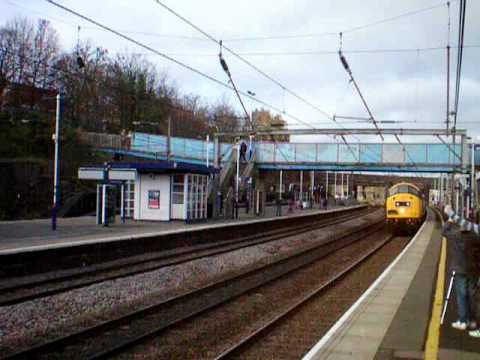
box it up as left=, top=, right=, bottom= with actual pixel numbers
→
left=81, top=128, right=476, bottom=174
left=217, top=128, right=473, bottom=174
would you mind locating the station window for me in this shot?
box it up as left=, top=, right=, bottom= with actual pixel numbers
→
left=185, top=174, right=208, bottom=220
left=172, top=174, right=185, bottom=204
left=124, top=180, right=135, bottom=218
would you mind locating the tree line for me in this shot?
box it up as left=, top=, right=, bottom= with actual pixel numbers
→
left=0, top=17, right=289, bottom=220
left=0, top=18, right=244, bottom=140
left=0, top=17, right=288, bottom=157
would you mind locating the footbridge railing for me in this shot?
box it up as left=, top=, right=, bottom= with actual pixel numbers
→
left=254, top=141, right=471, bottom=173
left=80, top=130, right=476, bottom=173
left=81, top=131, right=233, bottom=166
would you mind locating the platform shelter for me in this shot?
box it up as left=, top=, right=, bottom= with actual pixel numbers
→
left=78, top=161, right=217, bottom=223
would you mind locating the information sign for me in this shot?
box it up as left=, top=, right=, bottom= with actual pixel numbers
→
left=148, top=190, right=160, bottom=209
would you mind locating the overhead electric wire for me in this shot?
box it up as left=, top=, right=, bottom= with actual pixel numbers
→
left=152, top=0, right=332, bottom=123
left=126, top=44, right=480, bottom=58
left=149, top=0, right=383, bottom=164
left=6, top=0, right=209, bottom=41
left=223, top=31, right=336, bottom=42
left=212, top=45, right=479, bottom=57
left=42, top=0, right=442, bottom=166
left=43, top=0, right=335, bottom=164
left=338, top=50, right=384, bottom=141
left=342, top=1, right=454, bottom=34
left=221, top=0, right=456, bottom=42
left=5, top=0, right=79, bottom=28
left=393, top=134, right=420, bottom=171
left=150, top=0, right=388, bottom=164
left=436, top=135, right=462, bottom=161
left=453, top=0, right=466, bottom=131
left=221, top=47, right=445, bottom=57
left=44, top=0, right=320, bottom=132
left=26, top=0, right=332, bottom=165
left=446, top=1, right=452, bottom=134
left=218, top=45, right=253, bottom=129
left=340, top=135, right=359, bottom=161
left=337, top=50, right=421, bottom=168
left=18, top=0, right=455, bottom=47
left=98, top=30, right=206, bottom=41
left=449, top=0, right=466, bottom=194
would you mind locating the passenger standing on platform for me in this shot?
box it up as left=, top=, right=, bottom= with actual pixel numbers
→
left=460, top=221, right=480, bottom=337
left=288, top=190, right=294, bottom=213
left=444, top=210, right=480, bottom=338
left=320, top=185, right=327, bottom=210
left=275, top=192, right=282, bottom=217
left=443, top=206, right=477, bottom=331
left=240, top=142, right=247, bottom=162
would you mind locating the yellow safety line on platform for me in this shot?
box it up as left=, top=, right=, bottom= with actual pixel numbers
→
left=424, top=229, right=447, bottom=360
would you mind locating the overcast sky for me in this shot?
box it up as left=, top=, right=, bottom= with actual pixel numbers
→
left=2, top=0, right=479, bottom=144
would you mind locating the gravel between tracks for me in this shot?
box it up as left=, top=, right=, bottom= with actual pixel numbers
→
left=0, top=209, right=382, bottom=356
left=116, top=231, right=399, bottom=359
left=233, top=236, right=410, bottom=359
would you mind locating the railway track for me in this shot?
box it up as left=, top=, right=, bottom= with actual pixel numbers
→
left=214, top=232, right=395, bottom=359
left=0, top=207, right=374, bottom=306
left=4, top=210, right=384, bottom=360
left=121, top=228, right=405, bottom=360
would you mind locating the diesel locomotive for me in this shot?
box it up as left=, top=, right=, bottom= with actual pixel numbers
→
left=386, top=182, right=425, bottom=232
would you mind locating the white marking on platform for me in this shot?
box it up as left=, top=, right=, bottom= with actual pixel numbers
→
left=302, top=218, right=428, bottom=360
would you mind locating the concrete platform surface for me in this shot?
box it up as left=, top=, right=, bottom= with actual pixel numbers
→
left=0, top=204, right=352, bottom=253
left=303, top=209, right=438, bottom=360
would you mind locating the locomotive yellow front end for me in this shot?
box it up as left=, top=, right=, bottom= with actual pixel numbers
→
left=386, top=183, right=425, bottom=232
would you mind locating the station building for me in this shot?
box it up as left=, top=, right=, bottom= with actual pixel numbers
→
left=78, top=161, right=217, bottom=223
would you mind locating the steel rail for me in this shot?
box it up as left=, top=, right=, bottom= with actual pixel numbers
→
left=4, top=211, right=383, bottom=360
left=214, top=232, right=395, bottom=359
left=0, top=208, right=372, bottom=306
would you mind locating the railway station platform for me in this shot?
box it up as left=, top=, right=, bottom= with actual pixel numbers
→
left=303, top=208, right=480, bottom=360
left=0, top=204, right=351, bottom=254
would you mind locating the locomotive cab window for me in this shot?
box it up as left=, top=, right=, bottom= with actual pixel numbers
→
left=389, top=185, right=419, bottom=197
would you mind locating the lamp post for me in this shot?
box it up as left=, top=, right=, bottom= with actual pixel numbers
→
left=470, top=138, right=475, bottom=218
left=235, top=140, right=240, bottom=219
left=206, top=134, right=210, bottom=167
left=247, top=90, right=256, bottom=130
left=52, top=93, right=62, bottom=231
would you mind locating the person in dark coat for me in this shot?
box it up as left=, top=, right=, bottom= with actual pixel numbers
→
left=319, top=185, right=327, bottom=209
left=275, top=192, right=282, bottom=216
left=456, top=219, right=480, bottom=337
left=443, top=209, right=478, bottom=331
left=240, top=142, right=247, bottom=162
left=460, top=222, right=480, bottom=337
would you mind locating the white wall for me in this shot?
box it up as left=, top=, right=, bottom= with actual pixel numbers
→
left=135, top=173, right=171, bottom=221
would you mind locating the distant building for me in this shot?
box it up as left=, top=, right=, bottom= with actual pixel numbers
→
left=252, top=109, right=290, bottom=142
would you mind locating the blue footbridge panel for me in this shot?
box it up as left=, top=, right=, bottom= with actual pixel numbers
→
left=255, top=141, right=469, bottom=173
left=94, top=132, right=470, bottom=173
